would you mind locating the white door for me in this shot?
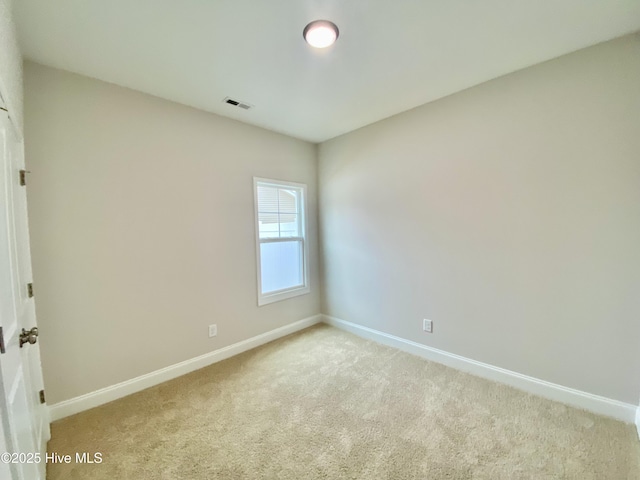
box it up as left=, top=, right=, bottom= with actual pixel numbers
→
left=0, top=103, right=50, bottom=479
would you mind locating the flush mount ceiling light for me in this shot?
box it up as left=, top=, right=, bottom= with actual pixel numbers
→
left=303, top=20, right=339, bottom=49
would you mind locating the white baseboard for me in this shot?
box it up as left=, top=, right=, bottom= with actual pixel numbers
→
left=323, top=315, right=637, bottom=424
left=49, top=315, right=322, bottom=421
left=50, top=313, right=637, bottom=426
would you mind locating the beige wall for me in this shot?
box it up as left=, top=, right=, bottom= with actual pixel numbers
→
left=0, top=0, right=23, bottom=134
left=24, top=62, right=320, bottom=404
left=23, top=35, right=640, bottom=407
left=319, top=35, right=640, bottom=404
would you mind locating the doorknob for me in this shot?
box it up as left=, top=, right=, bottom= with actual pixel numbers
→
left=19, top=327, right=38, bottom=348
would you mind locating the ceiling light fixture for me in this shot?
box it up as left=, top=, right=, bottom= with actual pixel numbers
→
left=303, top=20, right=339, bottom=49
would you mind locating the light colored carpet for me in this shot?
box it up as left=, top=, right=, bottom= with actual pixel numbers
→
left=47, top=324, right=640, bottom=479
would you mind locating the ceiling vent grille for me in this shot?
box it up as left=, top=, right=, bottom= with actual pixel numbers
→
left=223, top=97, right=252, bottom=110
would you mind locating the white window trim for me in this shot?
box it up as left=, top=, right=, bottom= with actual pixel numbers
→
left=253, top=177, right=310, bottom=306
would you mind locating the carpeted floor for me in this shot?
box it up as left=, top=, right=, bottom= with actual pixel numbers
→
left=47, top=324, right=640, bottom=479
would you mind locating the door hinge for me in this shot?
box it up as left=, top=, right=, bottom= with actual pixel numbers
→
left=0, top=327, right=5, bottom=354
left=27, top=283, right=34, bottom=298
left=19, top=170, right=27, bottom=186
left=39, top=390, right=46, bottom=404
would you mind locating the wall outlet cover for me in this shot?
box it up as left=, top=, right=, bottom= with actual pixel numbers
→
left=209, top=324, right=217, bottom=337
left=423, top=319, right=433, bottom=333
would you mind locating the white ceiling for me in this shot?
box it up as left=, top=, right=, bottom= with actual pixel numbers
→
left=15, top=0, right=640, bottom=143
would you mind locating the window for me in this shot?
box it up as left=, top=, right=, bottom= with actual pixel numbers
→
left=254, top=178, right=309, bottom=305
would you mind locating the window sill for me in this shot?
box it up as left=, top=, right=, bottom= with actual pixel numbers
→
left=258, top=286, right=310, bottom=306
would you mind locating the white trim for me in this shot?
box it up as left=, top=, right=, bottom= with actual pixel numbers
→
left=322, top=315, right=637, bottom=423
left=253, top=177, right=310, bottom=306
left=259, top=284, right=310, bottom=305
left=0, top=75, right=22, bottom=140
left=635, top=405, right=640, bottom=440
left=49, top=315, right=322, bottom=421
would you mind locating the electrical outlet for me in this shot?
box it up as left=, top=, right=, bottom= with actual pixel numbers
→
left=423, top=319, right=433, bottom=333
left=208, top=324, right=217, bottom=338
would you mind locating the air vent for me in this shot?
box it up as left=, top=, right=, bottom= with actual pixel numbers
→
left=223, top=97, right=253, bottom=110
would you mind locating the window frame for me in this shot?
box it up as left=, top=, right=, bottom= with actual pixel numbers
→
left=253, top=177, right=310, bottom=306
